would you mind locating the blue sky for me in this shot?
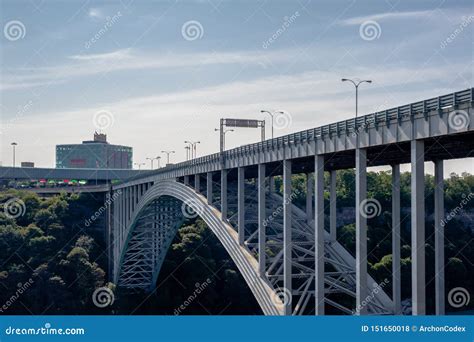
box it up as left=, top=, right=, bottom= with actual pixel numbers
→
left=0, top=0, right=473, bottom=173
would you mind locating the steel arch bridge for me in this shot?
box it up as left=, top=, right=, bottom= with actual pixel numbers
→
left=108, top=88, right=474, bottom=315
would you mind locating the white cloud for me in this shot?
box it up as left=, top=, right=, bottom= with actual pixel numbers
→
left=1, top=48, right=295, bottom=91
left=88, top=8, right=103, bottom=19
left=339, top=10, right=439, bottom=26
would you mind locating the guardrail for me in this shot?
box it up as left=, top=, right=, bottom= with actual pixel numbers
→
left=129, top=88, right=474, bottom=180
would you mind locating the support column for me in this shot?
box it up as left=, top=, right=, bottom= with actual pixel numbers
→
left=283, top=160, right=292, bottom=315
left=238, top=167, right=245, bottom=246
left=128, top=187, right=132, bottom=222
left=392, top=164, right=401, bottom=315
left=195, top=174, right=201, bottom=193
left=184, top=175, right=190, bottom=186
left=330, top=170, right=337, bottom=242
left=434, top=159, right=445, bottom=315
left=411, top=140, right=425, bottom=315
left=258, top=164, right=266, bottom=276
left=269, top=176, right=275, bottom=193
left=355, top=148, right=368, bottom=315
left=306, top=173, right=313, bottom=225
left=314, top=155, right=325, bottom=315
left=221, top=169, right=227, bottom=220
left=207, top=172, right=213, bottom=205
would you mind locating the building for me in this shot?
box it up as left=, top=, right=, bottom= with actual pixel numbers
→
left=21, top=162, right=35, bottom=168
left=56, top=132, right=132, bottom=169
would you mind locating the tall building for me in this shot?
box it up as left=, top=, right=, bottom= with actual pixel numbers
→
left=56, top=132, right=132, bottom=169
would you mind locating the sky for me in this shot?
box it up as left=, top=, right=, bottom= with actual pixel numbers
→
left=0, top=0, right=473, bottom=175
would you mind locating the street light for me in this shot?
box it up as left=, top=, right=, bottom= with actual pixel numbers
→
left=134, top=162, right=145, bottom=170
left=184, top=140, right=201, bottom=159
left=161, top=150, right=175, bottom=165
left=11, top=142, right=18, bottom=167
left=214, top=128, right=234, bottom=150
left=341, top=78, right=372, bottom=118
left=261, top=110, right=284, bottom=139
left=146, top=156, right=161, bottom=169
left=184, top=145, right=191, bottom=161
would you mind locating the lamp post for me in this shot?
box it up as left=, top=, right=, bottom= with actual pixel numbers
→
left=214, top=128, right=233, bottom=150
left=146, top=157, right=154, bottom=169
left=341, top=78, right=372, bottom=118
left=134, top=162, right=145, bottom=170
left=260, top=110, right=284, bottom=139
left=184, top=145, right=191, bottom=161
left=161, top=150, right=175, bottom=165
left=11, top=142, right=18, bottom=168
left=184, top=140, right=201, bottom=159
left=146, top=157, right=161, bottom=169
left=155, top=156, right=161, bottom=168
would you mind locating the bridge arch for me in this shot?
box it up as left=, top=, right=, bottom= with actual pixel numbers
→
left=114, top=180, right=283, bottom=315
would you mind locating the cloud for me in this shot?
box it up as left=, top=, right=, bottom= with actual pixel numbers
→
left=339, top=10, right=438, bottom=26
left=1, top=48, right=295, bottom=91
left=88, top=8, right=104, bottom=19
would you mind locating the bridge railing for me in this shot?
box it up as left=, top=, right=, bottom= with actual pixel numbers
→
left=126, top=88, right=473, bottom=181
